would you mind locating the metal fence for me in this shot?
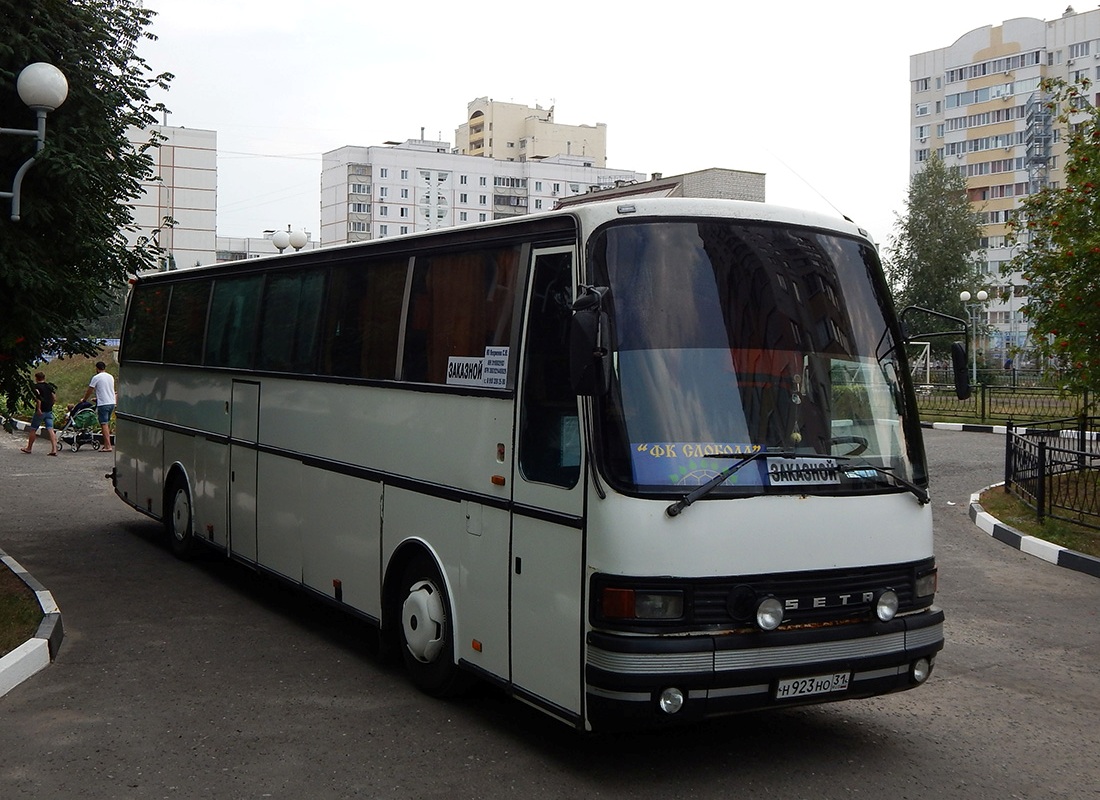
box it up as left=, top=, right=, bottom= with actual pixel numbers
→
left=915, top=371, right=1086, bottom=429
left=1004, top=416, right=1100, bottom=530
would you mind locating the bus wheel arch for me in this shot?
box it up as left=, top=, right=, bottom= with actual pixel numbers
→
left=164, top=466, right=198, bottom=559
left=384, top=544, right=469, bottom=697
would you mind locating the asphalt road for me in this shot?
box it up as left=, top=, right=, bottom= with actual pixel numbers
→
left=1, top=427, right=1098, bottom=799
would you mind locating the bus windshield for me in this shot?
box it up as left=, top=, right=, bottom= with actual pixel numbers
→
left=589, top=218, right=925, bottom=497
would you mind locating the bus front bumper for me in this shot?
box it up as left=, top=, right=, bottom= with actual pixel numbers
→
left=584, top=608, right=944, bottom=729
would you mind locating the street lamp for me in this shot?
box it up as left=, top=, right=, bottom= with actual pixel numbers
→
left=1, top=62, right=69, bottom=221
left=272, top=227, right=308, bottom=253
left=959, top=289, right=988, bottom=384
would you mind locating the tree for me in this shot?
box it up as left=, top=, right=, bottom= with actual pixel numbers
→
left=1010, top=77, right=1100, bottom=397
left=886, top=153, right=986, bottom=343
left=0, top=0, right=171, bottom=416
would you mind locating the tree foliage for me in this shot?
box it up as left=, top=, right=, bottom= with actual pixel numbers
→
left=1009, top=78, right=1100, bottom=397
left=886, top=153, right=986, bottom=342
left=0, top=0, right=171, bottom=413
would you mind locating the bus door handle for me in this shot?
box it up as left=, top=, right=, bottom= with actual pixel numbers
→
left=515, top=557, right=522, bottom=575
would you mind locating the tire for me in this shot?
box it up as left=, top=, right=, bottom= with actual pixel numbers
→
left=165, top=475, right=198, bottom=559
left=398, top=554, right=469, bottom=697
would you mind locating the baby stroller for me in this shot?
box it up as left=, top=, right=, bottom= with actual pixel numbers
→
left=57, top=400, right=101, bottom=452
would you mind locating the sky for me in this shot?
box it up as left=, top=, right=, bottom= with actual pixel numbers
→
left=138, top=0, right=1065, bottom=249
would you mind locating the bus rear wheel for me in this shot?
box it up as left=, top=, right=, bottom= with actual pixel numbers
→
left=166, top=475, right=197, bottom=559
left=398, top=554, right=468, bottom=697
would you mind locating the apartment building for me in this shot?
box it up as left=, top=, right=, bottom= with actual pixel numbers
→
left=454, top=97, right=607, bottom=166
left=127, top=124, right=217, bottom=269
left=910, top=5, right=1100, bottom=363
left=320, top=137, right=642, bottom=245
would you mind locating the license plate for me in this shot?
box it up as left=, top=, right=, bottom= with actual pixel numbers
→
left=774, top=672, right=850, bottom=700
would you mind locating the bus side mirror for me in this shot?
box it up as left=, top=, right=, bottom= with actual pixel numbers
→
left=951, top=341, right=971, bottom=400
left=569, top=286, right=612, bottom=396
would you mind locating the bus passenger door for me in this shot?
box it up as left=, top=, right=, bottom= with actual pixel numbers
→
left=510, top=247, right=585, bottom=722
left=229, top=380, right=260, bottom=562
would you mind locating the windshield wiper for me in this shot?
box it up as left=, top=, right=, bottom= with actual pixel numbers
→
left=837, top=457, right=930, bottom=505
left=665, top=450, right=801, bottom=518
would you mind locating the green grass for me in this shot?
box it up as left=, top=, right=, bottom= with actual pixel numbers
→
left=10, top=348, right=118, bottom=421
left=0, top=567, right=41, bottom=659
left=979, top=487, right=1100, bottom=559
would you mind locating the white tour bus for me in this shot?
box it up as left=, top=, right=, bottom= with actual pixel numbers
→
left=112, top=198, right=943, bottom=731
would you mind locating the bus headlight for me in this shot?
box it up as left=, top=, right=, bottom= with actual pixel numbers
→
left=756, top=596, right=784, bottom=631
left=874, top=589, right=899, bottom=622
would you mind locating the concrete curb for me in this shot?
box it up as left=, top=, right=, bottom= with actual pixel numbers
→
left=968, top=483, right=1100, bottom=581
left=0, top=547, right=64, bottom=698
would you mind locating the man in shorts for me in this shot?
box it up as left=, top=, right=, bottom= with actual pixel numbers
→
left=21, top=371, right=58, bottom=456
left=81, top=361, right=116, bottom=452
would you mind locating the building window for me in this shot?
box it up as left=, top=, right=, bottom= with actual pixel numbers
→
left=535, top=181, right=542, bottom=191
left=379, top=206, right=388, bottom=216
left=479, top=176, right=487, bottom=186
left=401, top=188, right=409, bottom=199
left=915, top=103, right=930, bottom=117
left=350, top=183, right=369, bottom=194
left=914, top=77, right=930, bottom=92
left=350, top=221, right=366, bottom=232
left=400, top=207, right=409, bottom=218
left=479, top=213, right=487, bottom=222
left=380, top=225, right=388, bottom=236
left=379, top=187, right=388, bottom=198
left=400, top=226, right=408, bottom=234
left=460, top=193, right=468, bottom=203
left=380, top=168, right=388, bottom=178
left=535, top=199, right=543, bottom=210
left=553, top=183, right=560, bottom=193
left=460, top=175, right=467, bottom=184
left=1070, top=41, right=1090, bottom=59
left=460, top=211, right=468, bottom=221
left=401, top=169, right=409, bottom=179
left=349, top=202, right=370, bottom=214
left=479, top=195, right=487, bottom=205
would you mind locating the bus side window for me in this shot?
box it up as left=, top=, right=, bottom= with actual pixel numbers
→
left=400, top=245, right=520, bottom=385
left=519, top=251, right=580, bottom=488
left=322, top=258, right=406, bottom=380
left=163, top=282, right=212, bottom=366
left=205, top=275, right=264, bottom=369
left=122, top=284, right=171, bottom=363
left=257, top=271, right=325, bottom=374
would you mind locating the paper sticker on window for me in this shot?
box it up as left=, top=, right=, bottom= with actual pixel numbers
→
left=765, top=457, right=840, bottom=486
left=446, top=347, right=509, bottom=388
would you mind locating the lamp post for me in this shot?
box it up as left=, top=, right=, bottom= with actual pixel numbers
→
left=272, top=226, right=308, bottom=253
left=959, top=289, right=988, bottom=384
left=1, top=62, right=69, bottom=221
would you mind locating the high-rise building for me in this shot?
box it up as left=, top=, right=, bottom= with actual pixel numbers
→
left=454, top=97, right=607, bottom=165
left=321, top=138, right=642, bottom=246
left=127, top=125, right=217, bottom=269
left=909, top=6, right=1100, bottom=364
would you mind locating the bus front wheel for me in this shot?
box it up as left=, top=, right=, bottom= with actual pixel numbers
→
left=166, top=475, right=197, bottom=559
left=398, top=555, right=468, bottom=697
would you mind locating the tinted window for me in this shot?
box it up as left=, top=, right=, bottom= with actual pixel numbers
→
left=322, top=257, right=407, bottom=379
left=162, top=282, right=211, bottom=365
left=401, top=245, right=520, bottom=385
left=205, top=275, right=264, bottom=368
left=257, top=271, right=325, bottom=373
left=122, top=283, right=170, bottom=362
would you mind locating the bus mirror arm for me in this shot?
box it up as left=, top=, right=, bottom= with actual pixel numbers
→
left=897, top=306, right=971, bottom=400
left=569, top=285, right=612, bottom=396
